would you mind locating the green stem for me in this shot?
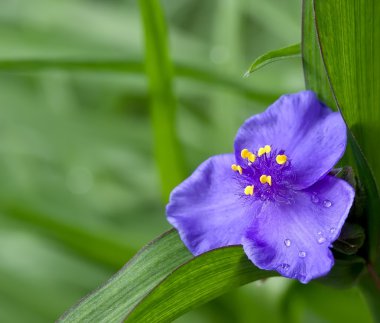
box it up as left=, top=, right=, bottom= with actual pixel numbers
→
left=359, top=265, right=380, bottom=323
left=0, top=59, right=277, bottom=103
left=138, top=0, right=186, bottom=202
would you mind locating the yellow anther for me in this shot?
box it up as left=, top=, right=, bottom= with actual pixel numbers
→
left=276, top=154, right=287, bottom=165
left=258, top=147, right=265, bottom=157
left=244, top=185, right=254, bottom=196
left=247, top=152, right=256, bottom=163
left=258, top=145, right=271, bottom=157
left=241, top=149, right=256, bottom=163
left=231, top=164, right=243, bottom=175
left=260, top=175, right=272, bottom=186
left=241, top=149, right=250, bottom=159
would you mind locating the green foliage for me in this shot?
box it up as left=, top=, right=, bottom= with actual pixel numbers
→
left=312, top=0, right=380, bottom=269
left=0, top=0, right=375, bottom=322
left=139, top=0, right=186, bottom=202
left=58, top=230, right=192, bottom=322
left=0, top=59, right=277, bottom=103
left=302, top=0, right=380, bottom=320
left=245, top=43, right=301, bottom=76
left=60, top=230, right=275, bottom=322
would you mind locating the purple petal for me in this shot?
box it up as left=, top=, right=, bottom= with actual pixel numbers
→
left=242, top=175, right=354, bottom=283
left=234, top=91, right=346, bottom=189
left=167, top=154, right=260, bottom=256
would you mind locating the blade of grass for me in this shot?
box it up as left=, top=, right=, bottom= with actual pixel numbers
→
left=302, top=0, right=380, bottom=319
left=0, top=58, right=278, bottom=103
left=301, top=0, right=334, bottom=107
left=4, top=205, right=135, bottom=269
left=58, top=229, right=276, bottom=322
left=58, top=230, right=192, bottom=322
left=245, top=43, right=301, bottom=76
left=311, top=0, right=380, bottom=270
left=125, top=246, right=275, bottom=322
left=138, top=0, right=186, bottom=202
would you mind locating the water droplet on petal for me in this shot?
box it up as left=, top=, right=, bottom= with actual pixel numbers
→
left=299, top=251, right=306, bottom=258
left=317, top=231, right=322, bottom=235
left=311, top=194, right=319, bottom=204
left=298, top=274, right=306, bottom=281
left=318, top=237, right=326, bottom=244
left=330, top=227, right=336, bottom=234
left=284, top=239, right=291, bottom=247
left=323, top=200, right=332, bottom=208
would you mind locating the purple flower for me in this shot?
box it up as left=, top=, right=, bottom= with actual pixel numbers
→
left=166, top=91, right=355, bottom=283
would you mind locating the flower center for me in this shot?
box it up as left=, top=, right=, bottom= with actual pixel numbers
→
left=231, top=145, right=295, bottom=203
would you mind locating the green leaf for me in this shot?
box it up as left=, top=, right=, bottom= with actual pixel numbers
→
left=302, top=0, right=380, bottom=319
left=0, top=58, right=278, bottom=103
left=317, top=257, right=365, bottom=289
left=138, top=0, right=186, bottom=202
left=281, top=280, right=372, bottom=323
left=58, top=230, right=192, bottom=322
left=312, top=0, right=380, bottom=268
left=312, top=0, right=380, bottom=186
left=245, top=43, right=301, bottom=76
left=301, top=0, right=334, bottom=107
left=58, top=230, right=275, bottom=322
left=333, top=223, right=365, bottom=256
left=302, top=0, right=380, bottom=264
left=125, top=247, right=275, bottom=322
left=4, top=205, right=135, bottom=269
left=358, top=270, right=380, bottom=323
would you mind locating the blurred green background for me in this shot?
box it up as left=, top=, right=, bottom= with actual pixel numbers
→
left=0, top=0, right=373, bottom=322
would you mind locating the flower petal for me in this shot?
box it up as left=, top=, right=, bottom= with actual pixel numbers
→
left=242, top=175, right=354, bottom=283
left=234, top=91, right=346, bottom=189
left=167, top=154, right=259, bottom=256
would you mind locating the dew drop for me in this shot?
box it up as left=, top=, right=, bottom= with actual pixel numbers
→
left=330, top=227, right=336, bottom=234
left=311, top=194, right=319, bottom=204
left=298, top=274, right=306, bottom=281
left=323, top=200, right=332, bottom=208
left=284, top=239, right=291, bottom=247
left=318, top=237, right=326, bottom=244
left=299, top=251, right=306, bottom=258
left=317, top=231, right=322, bottom=235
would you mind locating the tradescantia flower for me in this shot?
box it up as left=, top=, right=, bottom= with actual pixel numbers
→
left=166, top=90, right=355, bottom=283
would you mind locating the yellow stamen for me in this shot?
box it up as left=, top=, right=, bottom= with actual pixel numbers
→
left=258, top=145, right=271, bottom=157
left=241, top=148, right=250, bottom=159
left=244, top=185, right=254, bottom=196
left=231, top=164, right=243, bottom=175
left=247, top=152, right=256, bottom=163
left=260, top=174, right=272, bottom=186
left=241, top=148, right=256, bottom=163
left=258, top=147, right=265, bottom=157
left=276, top=154, right=287, bottom=165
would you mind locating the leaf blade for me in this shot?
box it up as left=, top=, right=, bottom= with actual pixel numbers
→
left=138, top=0, right=187, bottom=202
left=58, top=230, right=275, bottom=322
left=58, top=230, right=192, bottom=322
left=125, top=246, right=275, bottom=322
left=311, top=0, right=380, bottom=269
left=245, top=43, right=301, bottom=76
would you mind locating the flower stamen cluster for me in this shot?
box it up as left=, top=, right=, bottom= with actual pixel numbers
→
left=234, top=146, right=293, bottom=203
